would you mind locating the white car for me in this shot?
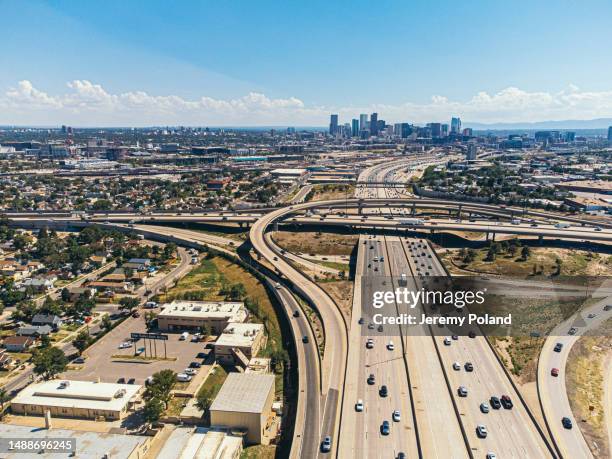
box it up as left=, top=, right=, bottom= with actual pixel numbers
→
left=177, top=373, right=192, bottom=382
left=444, top=337, right=451, bottom=345
left=366, top=339, right=374, bottom=349
left=392, top=410, right=400, bottom=422
left=452, top=362, right=461, bottom=371
left=118, top=342, right=131, bottom=349
left=387, top=341, right=395, bottom=351
left=355, top=400, right=364, bottom=412
left=184, top=368, right=197, bottom=375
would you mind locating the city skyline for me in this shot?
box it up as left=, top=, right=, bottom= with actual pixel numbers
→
left=2, top=0, right=612, bottom=126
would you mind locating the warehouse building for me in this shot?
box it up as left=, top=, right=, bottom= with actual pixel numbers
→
left=157, top=301, right=247, bottom=334
left=210, top=373, right=278, bottom=445
left=10, top=380, right=141, bottom=421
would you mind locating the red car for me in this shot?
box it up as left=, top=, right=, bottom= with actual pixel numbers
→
left=551, top=368, right=559, bottom=377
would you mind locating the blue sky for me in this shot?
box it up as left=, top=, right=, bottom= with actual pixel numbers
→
left=2, top=0, right=612, bottom=126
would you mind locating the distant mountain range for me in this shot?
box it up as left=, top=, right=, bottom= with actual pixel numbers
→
left=465, top=118, right=612, bottom=131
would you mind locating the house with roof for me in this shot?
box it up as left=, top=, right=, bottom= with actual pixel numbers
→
left=16, top=325, right=52, bottom=337
left=3, top=336, right=34, bottom=352
left=31, top=314, right=63, bottom=331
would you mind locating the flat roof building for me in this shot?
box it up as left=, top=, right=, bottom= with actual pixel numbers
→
left=157, top=301, right=247, bottom=333
left=214, top=323, right=266, bottom=366
left=210, top=373, right=278, bottom=445
left=10, top=379, right=141, bottom=421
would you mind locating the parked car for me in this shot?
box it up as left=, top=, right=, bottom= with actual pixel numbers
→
left=480, top=402, right=490, bottom=413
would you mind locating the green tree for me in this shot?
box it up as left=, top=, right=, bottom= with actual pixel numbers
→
left=61, top=287, right=71, bottom=303
left=521, top=246, right=531, bottom=261
left=72, top=330, right=93, bottom=356
left=196, top=387, right=215, bottom=413
left=101, top=314, right=113, bottom=332
left=143, top=397, right=164, bottom=423
left=32, top=347, right=68, bottom=380
left=119, top=296, right=140, bottom=312
left=143, top=369, right=176, bottom=408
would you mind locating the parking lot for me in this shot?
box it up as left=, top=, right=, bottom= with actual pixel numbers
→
left=62, top=314, right=209, bottom=384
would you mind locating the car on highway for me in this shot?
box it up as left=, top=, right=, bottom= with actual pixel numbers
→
left=457, top=386, right=468, bottom=397
left=554, top=343, right=563, bottom=352
left=367, top=374, right=376, bottom=385
left=444, top=337, right=451, bottom=345
left=355, top=400, right=364, bottom=412
left=368, top=323, right=375, bottom=330
left=358, top=317, right=365, bottom=324
left=480, top=402, right=490, bottom=413
left=377, top=325, right=384, bottom=332
left=380, top=420, right=390, bottom=435
left=551, top=368, right=559, bottom=377
left=568, top=327, right=577, bottom=335
left=397, top=453, right=406, bottom=459
left=320, top=436, right=332, bottom=453
left=486, top=453, right=497, bottom=459
left=451, top=335, right=459, bottom=340
left=118, top=342, right=131, bottom=349
left=490, top=396, right=501, bottom=409
left=387, top=341, right=395, bottom=351
left=392, top=410, right=400, bottom=422
left=587, top=313, right=596, bottom=319
left=468, top=330, right=476, bottom=338
left=366, top=339, right=374, bottom=349
left=476, top=424, right=488, bottom=438
left=604, top=305, right=612, bottom=311
left=452, top=362, right=461, bottom=371
left=293, top=310, right=300, bottom=318
left=562, top=417, right=573, bottom=429
left=501, top=395, right=513, bottom=409
left=464, top=362, right=474, bottom=372
left=379, top=385, right=388, bottom=397
left=302, top=336, right=309, bottom=344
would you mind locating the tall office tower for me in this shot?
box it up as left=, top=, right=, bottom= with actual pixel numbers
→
left=359, top=114, right=368, bottom=132
left=466, top=143, right=477, bottom=160
left=608, top=126, right=612, bottom=143
left=370, top=112, right=378, bottom=135
left=351, top=119, right=359, bottom=137
left=441, top=124, right=449, bottom=137
left=394, top=123, right=402, bottom=136
left=343, top=123, right=352, bottom=138
left=462, top=128, right=473, bottom=137
left=428, top=123, right=442, bottom=138
left=400, top=123, right=412, bottom=138
left=329, top=114, right=339, bottom=135
left=451, top=117, right=462, bottom=134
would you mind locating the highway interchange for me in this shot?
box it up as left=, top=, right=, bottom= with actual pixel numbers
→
left=6, top=154, right=612, bottom=459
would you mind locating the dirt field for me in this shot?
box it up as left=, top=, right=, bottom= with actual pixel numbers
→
left=442, top=246, right=612, bottom=277
left=319, top=280, right=354, bottom=319
left=307, top=184, right=355, bottom=202
left=489, top=336, right=545, bottom=383
left=566, top=332, right=612, bottom=458
left=272, top=231, right=358, bottom=256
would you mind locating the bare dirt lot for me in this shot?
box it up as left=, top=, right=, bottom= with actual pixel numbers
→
left=272, top=231, right=358, bottom=256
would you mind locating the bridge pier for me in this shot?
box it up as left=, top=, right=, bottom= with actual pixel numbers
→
left=538, top=235, right=544, bottom=244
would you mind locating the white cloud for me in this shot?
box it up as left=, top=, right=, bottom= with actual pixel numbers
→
left=2, top=80, right=612, bottom=126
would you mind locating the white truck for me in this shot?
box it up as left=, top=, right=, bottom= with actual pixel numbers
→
left=555, top=222, right=570, bottom=229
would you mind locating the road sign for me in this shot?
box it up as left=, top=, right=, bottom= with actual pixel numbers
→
left=130, top=332, right=168, bottom=341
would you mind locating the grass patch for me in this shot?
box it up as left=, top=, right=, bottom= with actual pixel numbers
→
left=489, top=336, right=545, bottom=382
left=319, top=261, right=350, bottom=272
left=566, top=332, right=611, bottom=458
left=443, top=246, right=612, bottom=277
left=240, top=445, right=276, bottom=459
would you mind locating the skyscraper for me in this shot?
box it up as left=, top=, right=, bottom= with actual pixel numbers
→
left=451, top=117, right=462, bottom=134
left=370, top=112, right=378, bottom=136
left=351, top=119, right=359, bottom=137
left=428, top=123, right=442, bottom=138
left=329, top=114, right=339, bottom=135
left=608, top=126, right=612, bottom=142
left=466, top=143, right=477, bottom=160
left=359, top=114, right=368, bottom=132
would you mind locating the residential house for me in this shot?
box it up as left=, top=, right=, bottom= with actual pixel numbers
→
left=16, top=325, right=52, bottom=337
left=0, top=349, right=13, bottom=368
left=3, top=336, right=34, bottom=352
left=31, top=314, right=62, bottom=331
